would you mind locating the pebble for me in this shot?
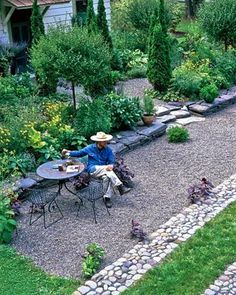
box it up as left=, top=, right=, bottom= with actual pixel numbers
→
left=85, top=281, right=97, bottom=289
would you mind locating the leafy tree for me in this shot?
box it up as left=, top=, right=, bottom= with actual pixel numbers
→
left=198, top=0, right=236, bottom=51
left=31, top=0, right=45, bottom=43
left=31, top=26, right=112, bottom=109
left=97, top=0, right=113, bottom=49
left=86, top=0, right=98, bottom=34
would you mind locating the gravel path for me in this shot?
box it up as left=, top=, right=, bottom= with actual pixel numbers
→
left=12, top=96, right=236, bottom=280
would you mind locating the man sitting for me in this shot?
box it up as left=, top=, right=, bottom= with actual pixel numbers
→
left=62, top=131, right=130, bottom=208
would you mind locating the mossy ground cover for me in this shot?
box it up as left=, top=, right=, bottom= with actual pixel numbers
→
left=0, top=245, right=79, bottom=295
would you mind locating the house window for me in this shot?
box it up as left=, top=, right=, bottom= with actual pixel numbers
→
left=76, top=0, right=87, bottom=13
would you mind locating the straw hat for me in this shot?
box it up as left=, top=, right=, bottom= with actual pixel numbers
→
left=90, top=132, right=113, bottom=142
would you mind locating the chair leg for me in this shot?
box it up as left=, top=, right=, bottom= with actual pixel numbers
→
left=29, top=204, right=44, bottom=226
left=29, top=204, right=34, bottom=225
left=43, top=206, right=46, bottom=229
left=106, top=206, right=111, bottom=216
left=92, top=201, right=97, bottom=224
left=54, top=200, right=64, bottom=218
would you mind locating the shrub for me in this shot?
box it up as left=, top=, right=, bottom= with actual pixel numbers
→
left=111, top=71, right=126, bottom=84
left=172, top=67, right=202, bottom=98
left=0, top=127, right=11, bottom=151
left=198, top=0, right=236, bottom=50
left=0, top=191, right=17, bottom=244
left=171, top=58, right=212, bottom=99
left=126, top=67, right=147, bottom=79
left=200, top=83, right=219, bottom=103
left=167, top=126, right=189, bottom=143
left=82, top=243, right=105, bottom=278
left=104, top=93, right=143, bottom=130
left=0, top=75, right=34, bottom=106
left=75, top=98, right=112, bottom=139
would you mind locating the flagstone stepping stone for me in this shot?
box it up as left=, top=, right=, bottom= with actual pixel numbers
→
left=170, top=110, right=191, bottom=119
left=166, top=105, right=182, bottom=112
left=155, top=106, right=170, bottom=116
left=118, top=134, right=149, bottom=149
left=188, top=104, right=212, bottom=115
left=214, top=94, right=236, bottom=106
left=156, top=114, right=176, bottom=124
left=108, top=143, right=128, bottom=155
left=176, top=116, right=205, bottom=126
left=16, top=178, right=37, bottom=190
left=136, top=121, right=167, bottom=138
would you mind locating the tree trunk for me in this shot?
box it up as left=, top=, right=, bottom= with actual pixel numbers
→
left=71, top=81, right=76, bottom=110
left=185, top=0, right=195, bottom=19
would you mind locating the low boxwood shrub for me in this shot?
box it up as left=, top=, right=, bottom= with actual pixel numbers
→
left=200, top=83, right=219, bottom=103
left=167, top=126, right=189, bottom=143
left=104, top=93, right=143, bottom=130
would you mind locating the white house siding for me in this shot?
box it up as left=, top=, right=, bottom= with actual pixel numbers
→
left=0, top=16, right=9, bottom=43
left=43, top=1, right=73, bottom=32
left=43, top=0, right=111, bottom=32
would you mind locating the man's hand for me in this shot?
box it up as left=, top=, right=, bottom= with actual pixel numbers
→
left=61, top=149, right=70, bottom=157
left=106, top=165, right=113, bottom=171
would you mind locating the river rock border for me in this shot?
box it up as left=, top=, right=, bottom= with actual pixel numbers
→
left=202, top=262, right=236, bottom=295
left=73, top=174, right=236, bottom=295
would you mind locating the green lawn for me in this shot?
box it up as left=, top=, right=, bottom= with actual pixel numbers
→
left=176, top=19, right=201, bottom=34
left=123, top=201, right=236, bottom=295
left=0, top=246, right=79, bottom=295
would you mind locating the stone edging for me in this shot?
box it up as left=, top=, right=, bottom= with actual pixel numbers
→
left=202, top=262, right=236, bottom=295
left=73, top=174, right=236, bottom=295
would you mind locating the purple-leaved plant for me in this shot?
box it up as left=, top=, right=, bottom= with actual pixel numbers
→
left=130, top=219, right=147, bottom=241
left=188, top=177, right=214, bottom=204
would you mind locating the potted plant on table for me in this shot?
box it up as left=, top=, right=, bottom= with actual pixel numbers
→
left=142, top=95, right=155, bottom=125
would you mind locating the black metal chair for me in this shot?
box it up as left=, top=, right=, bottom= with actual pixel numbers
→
left=76, top=178, right=111, bottom=224
left=28, top=188, right=63, bottom=229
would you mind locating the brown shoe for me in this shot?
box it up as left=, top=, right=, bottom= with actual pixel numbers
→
left=103, top=197, right=112, bottom=208
left=118, top=185, right=131, bottom=195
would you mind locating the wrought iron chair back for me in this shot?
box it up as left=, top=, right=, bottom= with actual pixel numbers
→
left=76, top=177, right=111, bottom=223
left=28, top=187, right=63, bottom=229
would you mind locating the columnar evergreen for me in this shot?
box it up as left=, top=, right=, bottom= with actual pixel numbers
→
left=97, top=0, right=113, bottom=50
left=159, top=0, right=168, bottom=34
left=31, top=0, right=45, bottom=43
left=86, top=0, right=97, bottom=34
left=147, top=0, right=171, bottom=92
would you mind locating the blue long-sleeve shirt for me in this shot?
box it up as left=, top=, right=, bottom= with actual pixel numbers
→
left=69, top=144, right=115, bottom=173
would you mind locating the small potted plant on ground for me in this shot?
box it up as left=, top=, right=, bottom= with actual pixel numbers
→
left=142, top=95, right=155, bottom=125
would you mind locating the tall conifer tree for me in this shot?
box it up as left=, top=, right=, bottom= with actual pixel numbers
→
left=147, top=0, right=171, bottom=92
left=97, top=0, right=113, bottom=49
left=86, top=0, right=97, bottom=34
left=31, top=0, right=45, bottom=43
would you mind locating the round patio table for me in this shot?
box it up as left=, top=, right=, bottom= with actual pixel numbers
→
left=37, top=159, right=85, bottom=195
